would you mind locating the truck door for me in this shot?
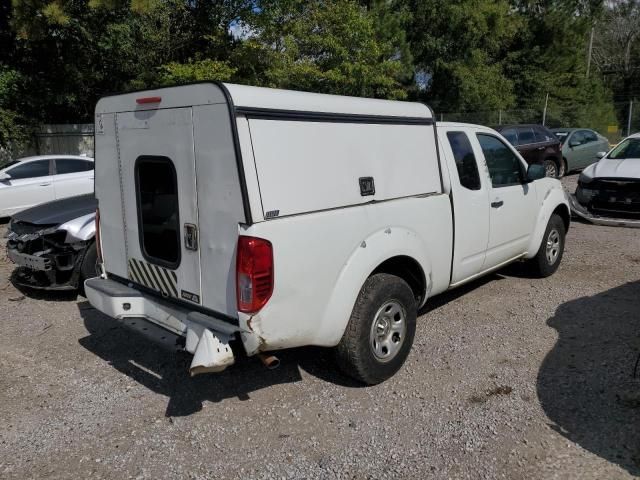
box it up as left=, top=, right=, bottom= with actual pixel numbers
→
left=475, top=133, right=538, bottom=268
left=441, top=129, right=490, bottom=284
left=115, top=107, right=202, bottom=305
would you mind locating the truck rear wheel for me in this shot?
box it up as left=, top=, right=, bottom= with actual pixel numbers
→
left=528, top=214, right=565, bottom=278
left=335, top=273, right=416, bottom=385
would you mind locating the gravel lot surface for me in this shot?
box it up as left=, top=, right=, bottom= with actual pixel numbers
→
left=1, top=174, right=639, bottom=479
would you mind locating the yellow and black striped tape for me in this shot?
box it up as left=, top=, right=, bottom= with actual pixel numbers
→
left=128, top=258, right=178, bottom=298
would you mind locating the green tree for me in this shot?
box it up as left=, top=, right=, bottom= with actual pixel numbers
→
left=506, top=0, right=616, bottom=130
left=236, top=0, right=412, bottom=99
left=404, top=0, right=521, bottom=112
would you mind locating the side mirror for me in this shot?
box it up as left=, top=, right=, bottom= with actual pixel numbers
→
left=0, top=172, right=11, bottom=181
left=527, top=164, right=546, bottom=182
left=569, top=140, right=580, bottom=148
left=596, top=151, right=606, bottom=159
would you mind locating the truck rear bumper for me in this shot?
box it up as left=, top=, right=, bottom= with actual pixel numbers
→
left=84, top=277, right=261, bottom=374
left=568, top=193, right=640, bottom=228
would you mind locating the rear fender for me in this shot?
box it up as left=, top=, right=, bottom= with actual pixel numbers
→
left=314, top=226, right=432, bottom=347
left=525, top=182, right=570, bottom=259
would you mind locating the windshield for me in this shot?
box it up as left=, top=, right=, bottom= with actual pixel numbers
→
left=608, top=138, right=640, bottom=160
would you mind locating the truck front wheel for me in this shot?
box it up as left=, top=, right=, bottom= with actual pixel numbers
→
left=335, top=273, right=417, bottom=385
left=528, top=214, right=566, bottom=278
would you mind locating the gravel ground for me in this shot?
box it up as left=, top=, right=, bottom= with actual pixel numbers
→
left=1, top=174, right=640, bottom=479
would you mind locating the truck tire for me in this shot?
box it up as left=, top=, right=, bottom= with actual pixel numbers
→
left=528, top=214, right=565, bottom=278
left=335, top=273, right=417, bottom=385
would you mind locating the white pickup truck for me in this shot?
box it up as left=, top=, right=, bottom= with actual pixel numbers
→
left=85, top=83, right=570, bottom=384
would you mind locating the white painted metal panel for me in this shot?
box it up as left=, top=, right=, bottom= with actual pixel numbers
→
left=239, top=194, right=453, bottom=349
left=247, top=119, right=440, bottom=217
left=115, top=107, right=202, bottom=304
left=437, top=125, right=491, bottom=283
left=192, top=104, right=246, bottom=316
left=224, top=83, right=431, bottom=119
left=96, top=83, right=227, bottom=114
left=94, top=113, right=128, bottom=279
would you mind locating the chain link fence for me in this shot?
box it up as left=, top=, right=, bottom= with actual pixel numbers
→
left=438, top=100, right=638, bottom=144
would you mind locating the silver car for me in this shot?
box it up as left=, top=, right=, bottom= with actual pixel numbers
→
left=6, top=194, right=98, bottom=290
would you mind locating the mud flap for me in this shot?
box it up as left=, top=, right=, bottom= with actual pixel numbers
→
left=189, top=328, right=235, bottom=376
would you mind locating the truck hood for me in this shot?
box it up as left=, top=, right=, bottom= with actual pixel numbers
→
left=11, top=194, right=97, bottom=226
left=586, top=157, right=640, bottom=180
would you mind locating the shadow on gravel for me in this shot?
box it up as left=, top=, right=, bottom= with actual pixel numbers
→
left=420, top=273, right=502, bottom=315
left=538, top=281, right=640, bottom=475
left=77, top=302, right=361, bottom=417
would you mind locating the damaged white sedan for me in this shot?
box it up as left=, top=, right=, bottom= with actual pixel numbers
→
left=570, top=133, right=640, bottom=227
left=6, top=194, right=99, bottom=290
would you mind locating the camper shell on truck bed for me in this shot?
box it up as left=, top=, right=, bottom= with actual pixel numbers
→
left=87, top=82, right=568, bottom=384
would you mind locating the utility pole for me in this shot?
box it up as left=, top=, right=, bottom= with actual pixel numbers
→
left=498, top=109, right=502, bottom=125
left=586, top=25, right=594, bottom=78
left=628, top=99, right=634, bottom=136
left=542, top=93, right=549, bottom=126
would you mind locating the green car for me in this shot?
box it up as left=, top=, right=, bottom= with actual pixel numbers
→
left=551, top=128, right=609, bottom=176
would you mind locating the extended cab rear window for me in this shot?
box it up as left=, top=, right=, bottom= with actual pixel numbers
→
left=135, top=156, right=180, bottom=268
left=446, top=132, right=481, bottom=190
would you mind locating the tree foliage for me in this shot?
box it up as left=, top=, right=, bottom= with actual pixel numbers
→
left=0, top=0, right=635, bottom=151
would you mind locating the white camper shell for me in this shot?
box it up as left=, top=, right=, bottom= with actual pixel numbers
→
left=86, top=83, right=570, bottom=384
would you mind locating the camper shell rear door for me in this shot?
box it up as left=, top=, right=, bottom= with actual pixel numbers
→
left=95, top=84, right=246, bottom=319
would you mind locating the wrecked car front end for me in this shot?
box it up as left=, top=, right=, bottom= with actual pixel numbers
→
left=569, top=135, right=640, bottom=228
left=5, top=194, right=97, bottom=290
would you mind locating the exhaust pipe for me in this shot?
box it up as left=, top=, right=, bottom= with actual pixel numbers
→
left=257, top=353, right=280, bottom=370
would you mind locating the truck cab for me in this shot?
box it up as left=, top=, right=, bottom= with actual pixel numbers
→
left=85, top=83, right=569, bottom=385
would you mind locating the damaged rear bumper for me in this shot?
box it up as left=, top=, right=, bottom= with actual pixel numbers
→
left=568, top=193, right=640, bottom=228
left=84, top=277, right=261, bottom=375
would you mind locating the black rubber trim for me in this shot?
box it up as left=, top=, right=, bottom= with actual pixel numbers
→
left=108, top=272, right=240, bottom=327
left=423, top=103, right=445, bottom=193
left=218, top=83, right=253, bottom=225
left=235, top=106, right=434, bottom=125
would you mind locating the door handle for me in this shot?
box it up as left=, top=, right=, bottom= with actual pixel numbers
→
left=491, top=200, right=504, bottom=208
left=39, top=183, right=51, bottom=186
left=537, top=147, right=545, bottom=151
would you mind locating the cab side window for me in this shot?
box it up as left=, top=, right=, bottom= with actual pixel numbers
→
left=477, top=134, right=524, bottom=187
left=583, top=130, right=597, bottom=143
left=517, top=127, right=535, bottom=145
left=6, top=160, right=50, bottom=180
left=500, top=128, right=518, bottom=146
left=55, top=159, right=94, bottom=174
left=570, top=131, right=586, bottom=146
left=446, top=131, right=481, bottom=191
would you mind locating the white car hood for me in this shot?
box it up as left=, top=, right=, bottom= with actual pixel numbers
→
left=589, top=157, right=640, bottom=179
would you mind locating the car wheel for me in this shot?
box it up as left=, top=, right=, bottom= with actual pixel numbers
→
left=544, top=159, right=559, bottom=178
left=528, top=214, right=565, bottom=278
left=335, top=273, right=417, bottom=385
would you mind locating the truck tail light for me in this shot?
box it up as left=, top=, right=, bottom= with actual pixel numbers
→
left=95, top=207, right=103, bottom=263
left=236, top=236, right=273, bottom=313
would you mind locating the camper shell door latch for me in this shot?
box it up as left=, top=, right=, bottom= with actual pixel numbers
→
left=184, top=223, right=199, bottom=251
